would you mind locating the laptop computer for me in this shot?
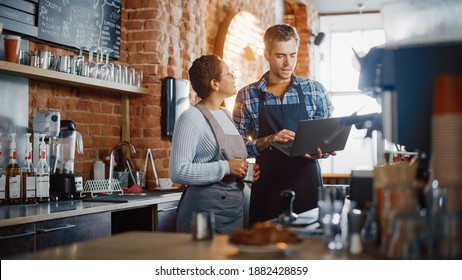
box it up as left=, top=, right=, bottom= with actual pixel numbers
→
left=270, top=117, right=352, bottom=157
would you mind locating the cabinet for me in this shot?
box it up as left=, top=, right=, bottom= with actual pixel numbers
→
left=111, top=201, right=179, bottom=234
left=156, top=200, right=178, bottom=232
left=0, top=223, right=35, bottom=259
left=0, top=212, right=111, bottom=259
left=111, top=206, right=156, bottom=234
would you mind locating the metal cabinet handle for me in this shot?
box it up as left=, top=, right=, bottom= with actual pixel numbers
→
left=0, top=231, right=36, bottom=240
left=157, top=206, right=177, bottom=212
left=36, top=224, right=76, bottom=233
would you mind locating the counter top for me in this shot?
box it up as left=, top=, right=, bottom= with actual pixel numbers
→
left=23, top=207, right=379, bottom=260
left=0, top=190, right=183, bottom=227
left=26, top=231, right=373, bottom=260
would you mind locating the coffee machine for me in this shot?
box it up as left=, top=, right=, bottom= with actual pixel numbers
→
left=356, top=42, right=462, bottom=166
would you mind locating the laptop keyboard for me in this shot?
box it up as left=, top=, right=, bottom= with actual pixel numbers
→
left=271, top=140, right=294, bottom=155
left=274, top=140, right=293, bottom=148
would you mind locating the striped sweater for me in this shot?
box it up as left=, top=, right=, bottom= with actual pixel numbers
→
left=169, top=106, right=230, bottom=186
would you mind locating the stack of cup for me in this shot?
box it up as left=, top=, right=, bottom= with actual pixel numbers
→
left=431, top=74, right=462, bottom=259
left=432, top=75, right=462, bottom=187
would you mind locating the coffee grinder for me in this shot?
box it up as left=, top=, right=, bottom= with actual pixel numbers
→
left=32, top=111, right=61, bottom=169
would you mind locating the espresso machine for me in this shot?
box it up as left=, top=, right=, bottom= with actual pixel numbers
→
left=356, top=42, right=462, bottom=167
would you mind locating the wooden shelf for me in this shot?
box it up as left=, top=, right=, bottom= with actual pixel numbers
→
left=0, top=60, right=150, bottom=96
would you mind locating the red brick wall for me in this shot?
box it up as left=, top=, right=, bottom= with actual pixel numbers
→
left=205, top=0, right=276, bottom=55
left=27, top=41, right=124, bottom=182
left=26, top=0, right=315, bottom=188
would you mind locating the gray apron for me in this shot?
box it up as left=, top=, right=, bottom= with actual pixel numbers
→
left=249, top=84, right=323, bottom=225
left=176, top=102, right=248, bottom=234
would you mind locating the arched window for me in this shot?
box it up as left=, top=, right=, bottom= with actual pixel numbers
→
left=215, top=11, right=265, bottom=112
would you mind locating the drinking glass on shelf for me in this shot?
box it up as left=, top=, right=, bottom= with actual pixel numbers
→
left=96, top=47, right=109, bottom=80
left=128, top=67, right=136, bottom=86
left=75, top=46, right=87, bottom=76
left=121, top=65, right=129, bottom=85
left=114, top=64, right=122, bottom=84
left=135, top=69, right=143, bottom=87
left=87, top=46, right=98, bottom=78
left=103, top=48, right=115, bottom=82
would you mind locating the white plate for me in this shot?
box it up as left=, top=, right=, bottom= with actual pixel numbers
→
left=232, top=242, right=300, bottom=254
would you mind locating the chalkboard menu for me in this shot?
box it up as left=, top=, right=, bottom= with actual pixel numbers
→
left=37, top=0, right=121, bottom=57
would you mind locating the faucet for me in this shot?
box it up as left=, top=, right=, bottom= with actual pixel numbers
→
left=108, top=141, right=136, bottom=188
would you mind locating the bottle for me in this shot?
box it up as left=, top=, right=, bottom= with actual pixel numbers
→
left=36, top=134, right=50, bottom=203
left=6, top=133, right=22, bottom=204
left=93, top=160, right=105, bottom=180
left=22, top=133, right=37, bottom=204
left=0, top=133, right=6, bottom=205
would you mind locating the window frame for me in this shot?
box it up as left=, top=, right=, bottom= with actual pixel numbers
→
left=315, top=13, right=385, bottom=174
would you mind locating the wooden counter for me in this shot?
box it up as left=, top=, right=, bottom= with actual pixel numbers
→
left=0, top=190, right=184, bottom=259
left=26, top=231, right=375, bottom=260
left=23, top=208, right=380, bottom=260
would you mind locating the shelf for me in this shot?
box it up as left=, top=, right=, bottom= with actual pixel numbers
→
left=0, top=61, right=150, bottom=96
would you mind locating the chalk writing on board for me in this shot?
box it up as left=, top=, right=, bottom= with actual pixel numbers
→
left=38, top=0, right=121, bottom=57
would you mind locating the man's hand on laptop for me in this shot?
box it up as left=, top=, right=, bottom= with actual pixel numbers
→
left=256, top=129, right=295, bottom=153
left=303, top=148, right=337, bottom=160
left=273, top=129, right=295, bottom=142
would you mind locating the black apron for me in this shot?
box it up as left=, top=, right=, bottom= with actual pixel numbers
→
left=248, top=84, right=322, bottom=226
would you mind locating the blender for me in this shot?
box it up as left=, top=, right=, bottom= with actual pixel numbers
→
left=56, top=120, right=83, bottom=174
left=50, top=120, right=84, bottom=199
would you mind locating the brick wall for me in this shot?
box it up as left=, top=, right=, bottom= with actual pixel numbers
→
left=26, top=0, right=316, bottom=188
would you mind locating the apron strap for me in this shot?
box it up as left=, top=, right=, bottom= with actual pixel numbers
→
left=195, top=102, right=226, bottom=161
left=195, top=102, right=246, bottom=184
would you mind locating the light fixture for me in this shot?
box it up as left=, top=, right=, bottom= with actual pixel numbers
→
left=351, top=1, right=366, bottom=71
left=357, top=1, right=365, bottom=12
left=311, top=32, right=325, bottom=46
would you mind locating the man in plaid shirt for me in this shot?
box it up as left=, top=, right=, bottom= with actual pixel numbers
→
left=233, top=24, right=334, bottom=226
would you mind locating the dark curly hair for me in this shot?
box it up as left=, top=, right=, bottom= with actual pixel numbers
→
left=263, top=24, right=300, bottom=55
left=188, top=55, right=223, bottom=99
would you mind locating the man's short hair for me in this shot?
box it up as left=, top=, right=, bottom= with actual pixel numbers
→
left=263, top=24, right=300, bottom=54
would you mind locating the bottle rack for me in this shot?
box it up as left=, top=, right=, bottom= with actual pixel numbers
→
left=80, top=178, right=123, bottom=198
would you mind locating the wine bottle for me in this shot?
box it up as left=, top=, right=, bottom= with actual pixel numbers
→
left=6, top=133, right=22, bottom=204
left=0, top=133, right=6, bottom=205
left=36, top=134, right=50, bottom=203
left=22, top=133, right=37, bottom=204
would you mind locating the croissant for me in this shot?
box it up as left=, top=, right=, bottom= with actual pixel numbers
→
left=229, top=221, right=301, bottom=245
